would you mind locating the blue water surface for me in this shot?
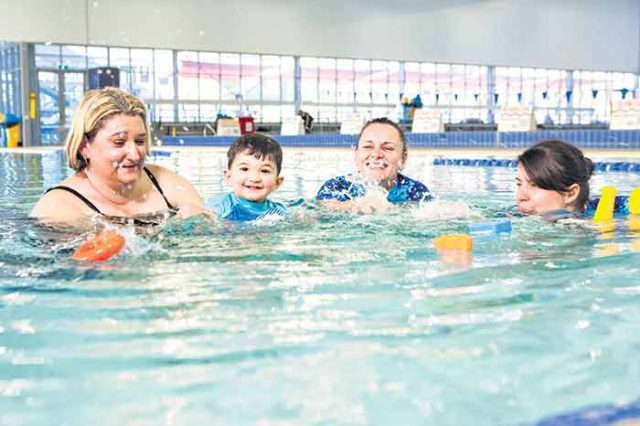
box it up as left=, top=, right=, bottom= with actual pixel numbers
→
left=1, top=148, right=640, bottom=426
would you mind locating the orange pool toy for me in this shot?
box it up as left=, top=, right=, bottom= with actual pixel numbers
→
left=434, top=234, right=474, bottom=252
left=72, top=230, right=126, bottom=262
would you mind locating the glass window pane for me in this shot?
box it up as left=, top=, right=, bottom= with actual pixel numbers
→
left=301, top=57, right=318, bottom=103
left=61, top=45, right=86, bottom=69
left=199, top=103, right=217, bottom=122
left=371, top=60, right=388, bottom=105
left=337, top=59, right=354, bottom=104
left=450, top=65, right=465, bottom=107
left=387, top=61, right=400, bottom=105
left=319, top=58, right=336, bottom=104
left=262, top=55, right=281, bottom=101
left=178, top=103, right=200, bottom=121
left=177, top=51, right=199, bottom=100
left=404, top=62, right=420, bottom=101
left=87, top=46, right=108, bottom=68
left=220, top=53, right=240, bottom=101
left=321, top=105, right=339, bottom=122
left=153, top=103, right=174, bottom=122
left=130, top=48, right=154, bottom=101
left=199, top=52, right=220, bottom=101
left=420, top=63, right=436, bottom=104
left=354, top=59, right=371, bottom=105
left=241, top=54, right=260, bottom=100
left=109, top=48, right=131, bottom=92
left=154, top=49, right=174, bottom=100
left=35, top=44, right=61, bottom=68
left=262, top=105, right=284, bottom=122
left=281, top=56, right=294, bottom=102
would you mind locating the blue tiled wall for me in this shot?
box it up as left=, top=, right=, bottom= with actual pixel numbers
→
left=162, top=130, right=640, bottom=149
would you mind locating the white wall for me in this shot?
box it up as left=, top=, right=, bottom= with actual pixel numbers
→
left=2, top=0, right=639, bottom=72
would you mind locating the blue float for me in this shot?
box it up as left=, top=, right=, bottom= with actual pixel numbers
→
left=467, top=220, right=512, bottom=235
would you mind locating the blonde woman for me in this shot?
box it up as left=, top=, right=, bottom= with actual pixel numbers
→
left=31, top=87, right=203, bottom=227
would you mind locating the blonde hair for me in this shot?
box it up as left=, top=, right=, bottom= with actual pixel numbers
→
left=65, top=87, right=151, bottom=171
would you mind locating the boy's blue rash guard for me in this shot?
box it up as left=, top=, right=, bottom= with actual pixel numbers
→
left=585, top=195, right=630, bottom=217
left=316, top=173, right=432, bottom=203
left=212, top=193, right=288, bottom=221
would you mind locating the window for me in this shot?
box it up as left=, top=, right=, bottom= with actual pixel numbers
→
left=199, top=52, right=220, bottom=101
left=241, top=54, right=260, bottom=100
left=154, top=49, right=174, bottom=101
left=262, top=55, right=281, bottom=101
left=177, top=51, right=199, bottom=100
left=130, top=48, right=154, bottom=101
left=220, top=53, right=240, bottom=100
left=300, top=57, right=318, bottom=103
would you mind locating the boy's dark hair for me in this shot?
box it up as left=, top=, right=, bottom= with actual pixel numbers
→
left=227, top=133, right=283, bottom=174
left=356, top=117, right=407, bottom=152
left=518, top=139, right=594, bottom=211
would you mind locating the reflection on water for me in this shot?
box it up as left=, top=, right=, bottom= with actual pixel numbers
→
left=1, top=149, right=640, bottom=425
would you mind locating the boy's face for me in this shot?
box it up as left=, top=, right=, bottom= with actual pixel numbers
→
left=224, top=150, right=283, bottom=203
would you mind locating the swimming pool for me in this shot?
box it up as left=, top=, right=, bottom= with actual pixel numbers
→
left=1, top=148, right=640, bottom=425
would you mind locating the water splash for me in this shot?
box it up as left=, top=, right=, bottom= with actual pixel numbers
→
left=412, top=199, right=483, bottom=221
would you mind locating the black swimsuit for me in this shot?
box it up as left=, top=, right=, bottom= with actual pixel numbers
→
left=45, top=167, right=177, bottom=227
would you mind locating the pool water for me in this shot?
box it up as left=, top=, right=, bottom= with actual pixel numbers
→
left=1, top=148, right=640, bottom=425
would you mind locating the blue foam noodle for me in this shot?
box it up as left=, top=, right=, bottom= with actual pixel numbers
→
left=467, top=220, right=512, bottom=235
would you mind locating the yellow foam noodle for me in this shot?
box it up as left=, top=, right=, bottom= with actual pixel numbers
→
left=629, top=187, right=640, bottom=216
left=593, top=186, right=617, bottom=223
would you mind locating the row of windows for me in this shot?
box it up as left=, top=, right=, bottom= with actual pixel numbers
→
left=0, top=43, right=21, bottom=114
left=33, top=44, right=640, bottom=125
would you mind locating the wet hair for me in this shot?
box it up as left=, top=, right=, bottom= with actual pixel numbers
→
left=356, top=117, right=407, bottom=152
left=65, top=87, right=150, bottom=171
left=227, top=133, right=283, bottom=174
left=518, top=139, right=594, bottom=211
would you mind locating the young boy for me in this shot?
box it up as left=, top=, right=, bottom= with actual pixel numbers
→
left=213, top=133, right=287, bottom=221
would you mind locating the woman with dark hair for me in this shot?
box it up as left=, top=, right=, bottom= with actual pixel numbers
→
left=316, top=117, right=432, bottom=213
left=516, top=139, right=594, bottom=215
left=516, top=139, right=632, bottom=216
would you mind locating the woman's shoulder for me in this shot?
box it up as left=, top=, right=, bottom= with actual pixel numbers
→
left=144, top=163, right=203, bottom=207
left=145, top=163, right=177, bottom=180
left=30, top=174, right=94, bottom=223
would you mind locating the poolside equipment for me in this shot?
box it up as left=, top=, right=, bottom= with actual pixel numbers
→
left=629, top=186, right=640, bottom=215
left=467, top=220, right=512, bottom=236
left=434, top=234, right=474, bottom=252
left=72, top=229, right=126, bottom=262
left=593, top=186, right=617, bottom=223
left=0, top=112, right=21, bottom=148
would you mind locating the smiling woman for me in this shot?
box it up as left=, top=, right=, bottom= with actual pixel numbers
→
left=515, top=139, right=594, bottom=215
left=316, top=117, right=432, bottom=213
left=30, top=87, right=204, bottom=228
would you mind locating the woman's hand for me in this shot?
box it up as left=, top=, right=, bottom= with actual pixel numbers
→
left=319, top=191, right=395, bottom=215
left=350, top=191, right=395, bottom=214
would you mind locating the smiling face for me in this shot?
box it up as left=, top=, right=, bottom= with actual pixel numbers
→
left=80, top=113, right=148, bottom=187
left=224, top=150, right=284, bottom=203
left=515, top=163, right=580, bottom=214
left=354, top=122, right=407, bottom=189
